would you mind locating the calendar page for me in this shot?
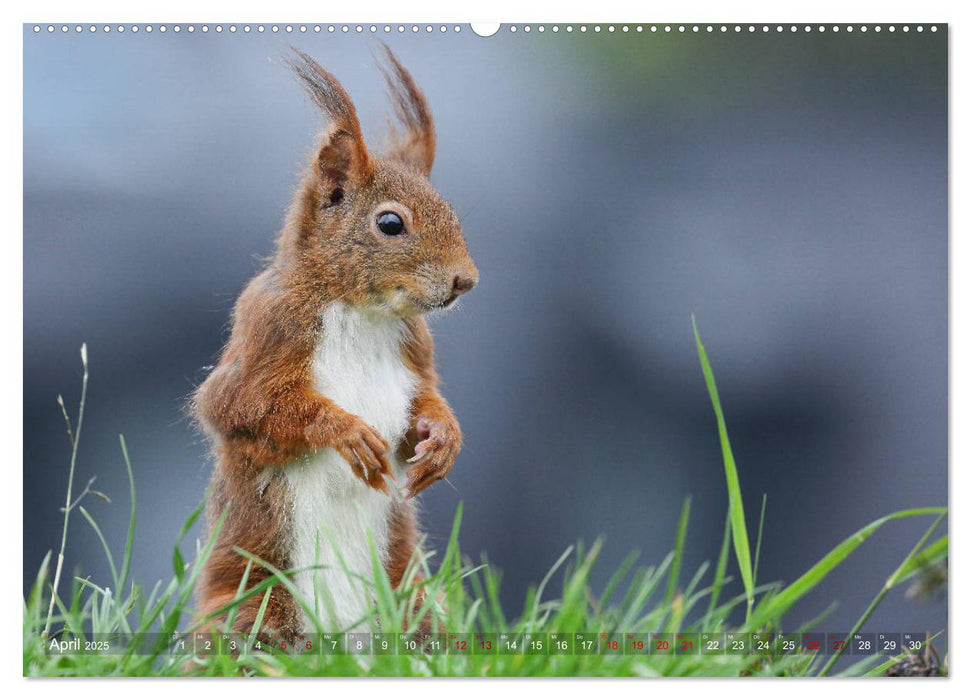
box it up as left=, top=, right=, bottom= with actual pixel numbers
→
left=22, top=19, right=948, bottom=679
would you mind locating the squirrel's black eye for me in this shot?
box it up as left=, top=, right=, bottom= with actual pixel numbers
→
left=376, top=211, right=405, bottom=236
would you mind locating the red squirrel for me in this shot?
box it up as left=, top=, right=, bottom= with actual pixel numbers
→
left=193, top=47, right=477, bottom=639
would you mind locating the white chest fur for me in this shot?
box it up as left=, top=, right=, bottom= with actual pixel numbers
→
left=283, top=303, right=417, bottom=631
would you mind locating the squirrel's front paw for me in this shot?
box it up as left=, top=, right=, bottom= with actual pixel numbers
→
left=406, top=417, right=461, bottom=498
left=311, top=413, right=394, bottom=494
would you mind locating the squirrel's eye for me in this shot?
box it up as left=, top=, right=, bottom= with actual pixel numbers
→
left=376, top=211, right=405, bottom=236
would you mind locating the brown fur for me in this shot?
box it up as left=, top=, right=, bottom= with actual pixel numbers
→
left=193, top=47, right=477, bottom=640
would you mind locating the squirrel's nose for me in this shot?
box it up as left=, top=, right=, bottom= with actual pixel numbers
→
left=452, top=274, right=476, bottom=296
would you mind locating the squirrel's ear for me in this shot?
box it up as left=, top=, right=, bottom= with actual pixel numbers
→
left=285, top=48, right=372, bottom=197
left=378, top=45, right=436, bottom=176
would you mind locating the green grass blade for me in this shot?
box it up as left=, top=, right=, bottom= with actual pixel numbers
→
left=752, top=494, right=767, bottom=585
left=683, top=561, right=710, bottom=600
left=174, top=500, right=205, bottom=550
left=531, top=545, right=574, bottom=623
left=27, top=552, right=53, bottom=629
left=892, top=534, right=947, bottom=584
left=170, top=499, right=205, bottom=584
left=172, top=546, right=186, bottom=583
left=77, top=506, right=119, bottom=593
left=598, top=550, right=639, bottom=613
left=441, top=503, right=466, bottom=617
left=249, top=586, right=273, bottom=645
left=367, top=530, right=401, bottom=632
left=705, top=509, right=732, bottom=627
left=796, top=600, right=837, bottom=632
left=702, top=582, right=780, bottom=631
left=663, top=497, right=691, bottom=610
left=836, top=655, right=884, bottom=677
left=51, top=586, right=83, bottom=637
left=616, top=554, right=672, bottom=631
left=864, top=649, right=913, bottom=677
left=885, top=513, right=948, bottom=589
left=552, top=541, right=602, bottom=634
left=117, top=435, right=137, bottom=595
left=748, top=507, right=945, bottom=630
left=483, top=561, right=508, bottom=631
left=443, top=502, right=463, bottom=574
left=311, top=529, right=343, bottom=631
left=693, top=317, right=754, bottom=617
left=224, top=559, right=253, bottom=633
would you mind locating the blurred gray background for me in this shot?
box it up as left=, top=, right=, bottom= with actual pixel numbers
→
left=24, top=25, right=947, bottom=650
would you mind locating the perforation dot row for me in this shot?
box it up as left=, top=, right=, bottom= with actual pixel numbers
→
left=507, top=24, right=937, bottom=34
left=31, top=24, right=940, bottom=35
left=32, top=24, right=465, bottom=34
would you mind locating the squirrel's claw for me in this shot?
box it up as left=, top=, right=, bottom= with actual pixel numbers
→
left=405, top=418, right=459, bottom=498
left=340, top=432, right=394, bottom=495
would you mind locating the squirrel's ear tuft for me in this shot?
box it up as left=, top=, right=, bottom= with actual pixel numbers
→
left=377, top=45, right=436, bottom=176
left=285, top=48, right=372, bottom=195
